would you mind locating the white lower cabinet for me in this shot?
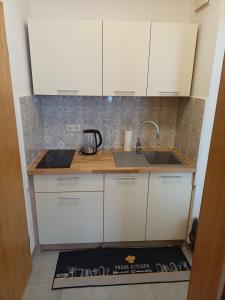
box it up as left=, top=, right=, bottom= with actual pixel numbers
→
left=36, top=192, right=103, bottom=244
left=146, top=173, right=192, bottom=241
left=104, top=173, right=149, bottom=242
left=34, top=172, right=193, bottom=245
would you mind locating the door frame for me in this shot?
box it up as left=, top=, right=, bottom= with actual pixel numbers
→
left=0, top=3, right=32, bottom=299
left=187, top=54, right=225, bottom=299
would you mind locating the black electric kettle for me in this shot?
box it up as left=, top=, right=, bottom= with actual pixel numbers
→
left=80, top=129, right=102, bottom=155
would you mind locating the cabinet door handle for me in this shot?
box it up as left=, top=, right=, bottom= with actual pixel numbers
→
left=159, top=91, right=180, bottom=96
left=57, top=177, right=80, bottom=181
left=57, top=89, right=79, bottom=95
left=159, top=175, right=183, bottom=178
left=58, top=196, right=81, bottom=200
left=115, top=176, right=137, bottom=180
left=115, top=91, right=136, bottom=96
left=58, top=196, right=80, bottom=206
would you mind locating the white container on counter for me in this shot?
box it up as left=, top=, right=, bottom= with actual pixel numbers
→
left=124, top=130, right=132, bottom=151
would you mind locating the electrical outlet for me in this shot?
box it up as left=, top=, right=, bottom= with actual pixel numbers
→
left=66, top=124, right=81, bottom=133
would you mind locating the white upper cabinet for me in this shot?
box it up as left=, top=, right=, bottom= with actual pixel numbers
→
left=28, top=19, right=197, bottom=97
left=103, top=21, right=151, bottom=97
left=147, top=23, right=198, bottom=97
left=28, top=19, right=102, bottom=96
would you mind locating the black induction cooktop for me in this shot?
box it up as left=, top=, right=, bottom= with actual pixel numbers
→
left=36, top=150, right=75, bottom=169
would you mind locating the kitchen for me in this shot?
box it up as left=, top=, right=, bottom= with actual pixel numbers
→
left=0, top=0, right=225, bottom=300
left=25, top=18, right=198, bottom=246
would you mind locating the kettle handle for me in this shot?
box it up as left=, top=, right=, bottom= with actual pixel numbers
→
left=93, top=130, right=102, bottom=149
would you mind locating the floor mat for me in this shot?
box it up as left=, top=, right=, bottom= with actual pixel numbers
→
left=52, top=246, right=191, bottom=289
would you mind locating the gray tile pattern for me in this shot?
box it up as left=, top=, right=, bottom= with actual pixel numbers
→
left=22, top=251, right=191, bottom=300
left=20, top=95, right=44, bottom=164
left=62, top=287, right=107, bottom=300
left=175, top=97, right=205, bottom=165
left=39, top=96, right=179, bottom=150
left=27, top=252, right=59, bottom=286
left=151, top=282, right=188, bottom=300
left=22, top=285, right=62, bottom=300
left=108, top=284, right=154, bottom=300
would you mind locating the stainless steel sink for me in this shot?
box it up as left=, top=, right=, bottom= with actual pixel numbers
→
left=113, top=152, right=150, bottom=168
left=142, top=151, right=182, bottom=165
left=113, top=151, right=182, bottom=167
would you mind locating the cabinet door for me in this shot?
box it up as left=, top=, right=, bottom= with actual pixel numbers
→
left=28, top=19, right=102, bottom=96
left=103, top=21, right=151, bottom=96
left=147, top=23, right=198, bottom=97
left=36, top=192, right=103, bottom=244
left=104, top=173, right=149, bottom=242
left=146, top=173, right=192, bottom=241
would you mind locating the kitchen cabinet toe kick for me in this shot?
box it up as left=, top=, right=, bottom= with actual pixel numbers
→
left=39, top=240, right=185, bottom=252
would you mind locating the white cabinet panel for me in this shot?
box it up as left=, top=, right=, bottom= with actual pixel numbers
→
left=146, top=173, right=192, bottom=241
left=147, top=23, right=198, bottom=97
left=104, top=173, right=149, bottom=242
left=34, top=174, right=103, bottom=192
left=28, top=19, right=102, bottom=96
left=103, top=21, right=151, bottom=96
left=36, top=192, right=103, bottom=244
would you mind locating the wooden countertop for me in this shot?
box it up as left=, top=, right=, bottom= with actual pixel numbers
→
left=27, top=148, right=195, bottom=175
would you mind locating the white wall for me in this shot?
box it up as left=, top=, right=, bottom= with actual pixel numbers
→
left=190, top=0, right=223, bottom=99
left=3, top=0, right=31, bottom=95
left=189, top=0, right=225, bottom=220
left=3, top=0, right=35, bottom=253
left=29, top=0, right=191, bottom=22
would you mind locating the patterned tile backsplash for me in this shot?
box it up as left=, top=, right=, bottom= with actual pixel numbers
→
left=39, top=96, right=178, bottom=150
left=20, top=95, right=43, bottom=164
left=176, top=97, right=205, bottom=164
left=20, top=95, right=205, bottom=165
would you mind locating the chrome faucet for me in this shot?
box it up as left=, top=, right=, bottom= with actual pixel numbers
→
left=136, top=121, right=160, bottom=153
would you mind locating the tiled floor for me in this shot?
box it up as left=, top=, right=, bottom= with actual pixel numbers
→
left=22, top=248, right=192, bottom=300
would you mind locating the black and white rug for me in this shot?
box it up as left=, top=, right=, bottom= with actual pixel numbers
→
left=52, top=246, right=191, bottom=289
